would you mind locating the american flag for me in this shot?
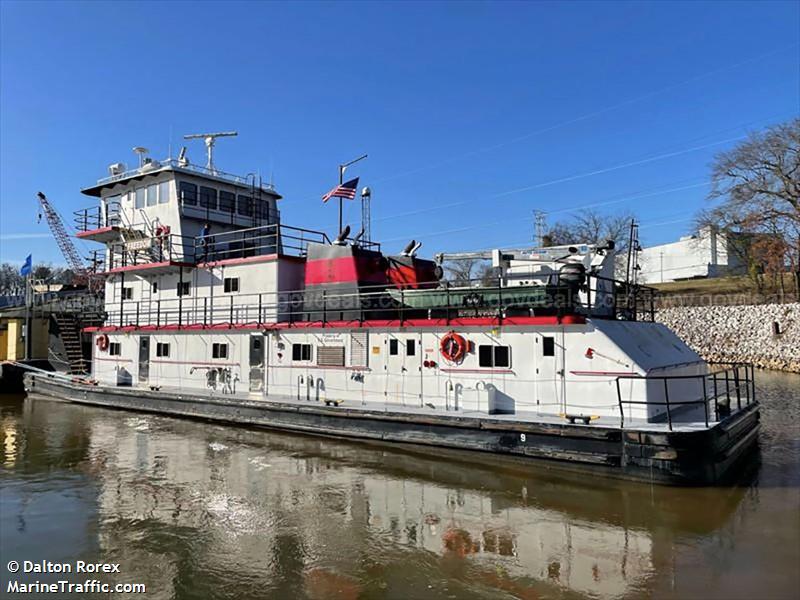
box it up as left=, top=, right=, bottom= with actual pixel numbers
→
left=322, top=177, right=359, bottom=203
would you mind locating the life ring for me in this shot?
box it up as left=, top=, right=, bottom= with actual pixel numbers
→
left=96, top=334, right=109, bottom=351
left=440, top=331, right=468, bottom=363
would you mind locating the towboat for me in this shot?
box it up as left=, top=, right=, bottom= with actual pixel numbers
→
left=25, top=140, right=760, bottom=485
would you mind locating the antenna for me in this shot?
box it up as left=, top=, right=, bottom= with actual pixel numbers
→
left=132, top=147, right=149, bottom=168
left=361, top=186, right=372, bottom=244
left=183, top=131, right=238, bottom=173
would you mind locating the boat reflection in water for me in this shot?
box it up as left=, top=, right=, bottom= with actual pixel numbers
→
left=1, top=388, right=777, bottom=599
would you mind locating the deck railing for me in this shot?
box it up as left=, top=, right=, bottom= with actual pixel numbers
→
left=100, top=272, right=656, bottom=328
left=614, top=362, right=756, bottom=430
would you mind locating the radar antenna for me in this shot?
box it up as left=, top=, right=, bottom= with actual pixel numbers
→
left=183, top=131, right=238, bottom=173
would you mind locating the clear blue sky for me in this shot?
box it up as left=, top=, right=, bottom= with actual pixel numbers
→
left=1, top=1, right=798, bottom=266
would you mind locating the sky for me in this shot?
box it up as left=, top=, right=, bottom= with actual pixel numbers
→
left=1, top=1, right=798, bottom=266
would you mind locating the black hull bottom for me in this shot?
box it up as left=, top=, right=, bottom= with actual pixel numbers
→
left=24, top=374, right=760, bottom=485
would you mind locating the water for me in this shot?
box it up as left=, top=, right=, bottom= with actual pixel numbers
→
left=1, top=371, right=798, bottom=600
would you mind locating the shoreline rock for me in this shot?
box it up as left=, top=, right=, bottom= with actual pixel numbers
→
left=655, top=302, right=800, bottom=373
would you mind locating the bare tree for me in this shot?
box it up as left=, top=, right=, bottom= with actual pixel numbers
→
left=547, top=209, right=635, bottom=254
left=444, top=258, right=483, bottom=286
left=698, top=118, right=800, bottom=294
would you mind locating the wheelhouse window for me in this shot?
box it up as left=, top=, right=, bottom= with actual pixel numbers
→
left=121, top=286, right=133, bottom=300
left=179, top=182, right=197, bottom=206
left=146, top=183, right=157, bottom=207
left=158, top=181, right=170, bottom=204
left=199, top=186, right=217, bottom=210
left=237, top=195, right=253, bottom=216
left=219, top=190, right=235, bottom=213
left=212, top=343, right=228, bottom=359
left=478, top=345, right=511, bottom=368
left=542, top=337, right=555, bottom=357
left=151, top=281, right=158, bottom=293
left=223, top=277, right=240, bottom=293
left=406, top=339, right=416, bottom=356
left=389, top=339, right=399, bottom=356
left=108, top=342, right=121, bottom=356
left=292, top=343, right=312, bottom=361
left=135, top=187, right=145, bottom=209
left=156, top=342, right=170, bottom=357
left=177, top=282, right=191, bottom=297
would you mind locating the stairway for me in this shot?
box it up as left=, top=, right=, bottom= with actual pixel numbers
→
left=52, top=313, right=94, bottom=374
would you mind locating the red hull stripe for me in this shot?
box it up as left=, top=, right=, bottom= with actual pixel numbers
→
left=83, top=314, right=585, bottom=334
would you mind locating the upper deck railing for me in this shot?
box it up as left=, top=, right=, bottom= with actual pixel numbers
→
left=94, top=158, right=277, bottom=192
left=99, top=272, right=656, bottom=328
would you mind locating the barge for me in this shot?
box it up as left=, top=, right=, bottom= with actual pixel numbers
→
left=25, top=137, right=760, bottom=484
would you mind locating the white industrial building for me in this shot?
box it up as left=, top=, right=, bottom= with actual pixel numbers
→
left=638, top=227, right=745, bottom=284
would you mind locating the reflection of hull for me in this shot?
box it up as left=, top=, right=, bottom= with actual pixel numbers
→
left=27, top=374, right=760, bottom=485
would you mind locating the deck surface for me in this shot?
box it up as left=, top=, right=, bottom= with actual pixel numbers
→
left=119, top=382, right=723, bottom=433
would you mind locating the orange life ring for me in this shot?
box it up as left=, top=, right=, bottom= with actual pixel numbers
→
left=440, top=331, right=468, bottom=363
left=96, top=334, right=109, bottom=351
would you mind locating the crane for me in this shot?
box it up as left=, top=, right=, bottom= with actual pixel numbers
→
left=36, top=191, right=101, bottom=290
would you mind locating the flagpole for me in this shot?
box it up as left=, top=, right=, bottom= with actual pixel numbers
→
left=337, top=154, right=368, bottom=235
left=338, top=165, right=344, bottom=235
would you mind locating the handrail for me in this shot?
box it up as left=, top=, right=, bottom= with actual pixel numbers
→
left=614, top=363, right=755, bottom=430
left=94, top=158, right=277, bottom=191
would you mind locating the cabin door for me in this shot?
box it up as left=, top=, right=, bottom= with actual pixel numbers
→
left=138, top=335, right=150, bottom=384
left=386, top=333, right=423, bottom=407
left=533, top=330, right=565, bottom=413
left=249, top=333, right=265, bottom=393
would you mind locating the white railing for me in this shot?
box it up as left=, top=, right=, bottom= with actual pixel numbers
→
left=95, top=158, right=276, bottom=192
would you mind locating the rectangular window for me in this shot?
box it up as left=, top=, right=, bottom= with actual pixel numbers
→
left=406, top=339, right=416, bottom=356
left=177, top=281, right=191, bottom=297
left=135, top=187, right=145, bottom=209
left=478, top=345, right=511, bottom=368
left=156, top=342, right=170, bottom=357
left=199, top=186, right=217, bottom=210
left=212, top=343, right=228, bottom=359
left=318, top=346, right=345, bottom=367
left=223, top=277, right=239, bottom=293
left=158, top=181, right=170, bottom=204
left=292, top=343, right=312, bottom=361
left=237, top=195, right=253, bottom=216
left=179, top=181, right=197, bottom=206
left=108, top=342, right=121, bottom=356
left=542, top=336, right=555, bottom=357
left=121, top=286, right=133, bottom=300
left=219, top=190, right=235, bottom=213
left=146, top=184, right=157, bottom=207
left=389, top=338, right=399, bottom=356
left=151, top=281, right=158, bottom=293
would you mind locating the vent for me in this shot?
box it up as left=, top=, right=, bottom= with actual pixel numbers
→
left=318, top=346, right=345, bottom=367
left=350, top=331, right=368, bottom=367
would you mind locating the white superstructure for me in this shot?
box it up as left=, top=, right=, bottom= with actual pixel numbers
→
left=74, top=140, right=735, bottom=429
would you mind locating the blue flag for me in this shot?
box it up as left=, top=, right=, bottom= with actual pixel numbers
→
left=20, top=254, right=32, bottom=276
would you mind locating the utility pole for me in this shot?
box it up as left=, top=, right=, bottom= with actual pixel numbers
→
left=533, top=210, right=547, bottom=247
left=338, top=154, right=367, bottom=234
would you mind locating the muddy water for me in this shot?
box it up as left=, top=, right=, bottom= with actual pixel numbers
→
left=1, top=371, right=798, bottom=600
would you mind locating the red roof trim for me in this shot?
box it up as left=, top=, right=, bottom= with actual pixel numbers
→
left=196, top=254, right=281, bottom=268
left=76, top=226, right=117, bottom=239
left=106, top=261, right=195, bottom=274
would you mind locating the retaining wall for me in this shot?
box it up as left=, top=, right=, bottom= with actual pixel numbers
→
left=655, top=303, right=800, bottom=373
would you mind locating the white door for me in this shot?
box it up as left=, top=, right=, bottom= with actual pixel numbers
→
left=534, top=330, right=565, bottom=414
